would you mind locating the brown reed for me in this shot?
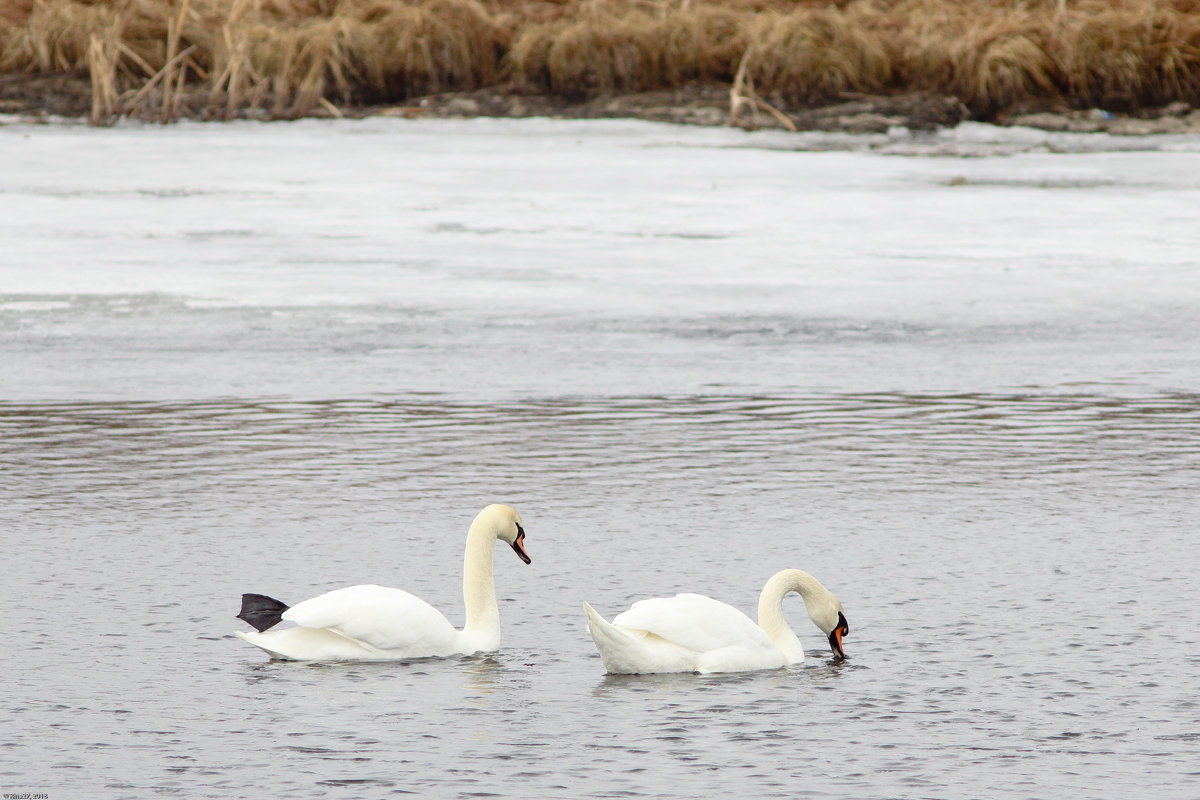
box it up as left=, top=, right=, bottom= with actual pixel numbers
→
left=896, top=5, right=1060, bottom=115
left=507, top=4, right=748, bottom=97
left=1058, top=3, right=1200, bottom=109
left=1, top=0, right=1198, bottom=125
left=739, top=5, right=892, bottom=104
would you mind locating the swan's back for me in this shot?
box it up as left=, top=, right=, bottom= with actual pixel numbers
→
left=284, top=584, right=459, bottom=655
left=612, top=593, right=775, bottom=653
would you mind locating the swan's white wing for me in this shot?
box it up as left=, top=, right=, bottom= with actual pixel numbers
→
left=584, top=601, right=700, bottom=674
left=282, top=584, right=459, bottom=655
left=611, top=593, right=775, bottom=653
left=236, top=627, right=379, bottom=661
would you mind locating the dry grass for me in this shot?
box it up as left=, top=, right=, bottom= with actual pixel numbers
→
left=507, top=4, right=748, bottom=97
left=881, top=0, right=1200, bottom=113
left=739, top=5, right=893, bottom=104
left=1058, top=3, right=1200, bottom=109
left=1, top=0, right=505, bottom=121
left=1, top=0, right=1199, bottom=124
left=888, top=1, right=1060, bottom=115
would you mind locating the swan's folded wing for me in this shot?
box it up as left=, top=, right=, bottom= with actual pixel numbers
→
left=611, top=593, right=775, bottom=653
left=282, top=584, right=458, bottom=654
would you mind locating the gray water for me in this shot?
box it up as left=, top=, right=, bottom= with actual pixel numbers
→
left=1, top=117, right=1199, bottom=799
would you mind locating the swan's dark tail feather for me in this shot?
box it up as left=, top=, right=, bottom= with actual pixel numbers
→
left=237, top=593, right=290, bottom=632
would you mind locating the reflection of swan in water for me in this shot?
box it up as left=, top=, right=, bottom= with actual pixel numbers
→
left=234, top=504, right=530, bottom=661
left=584, top=569, right=848, bottom=674
left=462, top=655, right=508, bottom=697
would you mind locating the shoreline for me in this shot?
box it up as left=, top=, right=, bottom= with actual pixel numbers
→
left=3, top=74, right=1200, bottom=135
left=400, top=83, right=1200, bottom=135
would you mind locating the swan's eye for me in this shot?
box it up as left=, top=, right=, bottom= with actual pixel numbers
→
left=516, top=523, right=525, bottom=539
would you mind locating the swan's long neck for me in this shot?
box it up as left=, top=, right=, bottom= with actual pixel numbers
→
left=461, top=516, right=500, bottom=643
left=756, top=569, right=830, bottom=664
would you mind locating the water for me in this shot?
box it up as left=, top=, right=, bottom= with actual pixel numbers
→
left=1, top=117, right=1198, bottom=799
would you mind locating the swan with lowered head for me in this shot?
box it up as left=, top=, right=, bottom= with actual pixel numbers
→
left=235, top=504, right=530, bottom=661
left=583, top=569, right=848, bottom=674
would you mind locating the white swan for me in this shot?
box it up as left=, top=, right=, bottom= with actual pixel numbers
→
left=234, top=504, right=530, bottom=661
left=583, top=569, right=848, bottom=674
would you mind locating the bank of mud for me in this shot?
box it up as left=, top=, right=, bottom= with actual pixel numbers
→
left=399, top=83, right=1200, bottom=134
left=4, top=71, right=1199, bottom=136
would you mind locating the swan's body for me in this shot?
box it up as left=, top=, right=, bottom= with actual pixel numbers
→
left=235, top=504, right=529, bottom=661
left=583, top=569, right=848, bottom=674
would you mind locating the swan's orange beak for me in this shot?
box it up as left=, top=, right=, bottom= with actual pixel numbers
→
left=828, top=612, right=848, bottom=660
left=510, top=528, right=531, bottom=564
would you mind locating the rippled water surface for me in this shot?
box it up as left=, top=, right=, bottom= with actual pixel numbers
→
left=1, top=118, right=1199, bottom=799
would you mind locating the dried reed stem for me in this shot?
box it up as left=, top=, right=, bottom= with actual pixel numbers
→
left=318, top=95, right=342, bottom=117
left=116, top=41, right=155, bottom=78
left=161, top=0, right=191, bottom=122
left=730, top=47, right=796, bottom=130
left=123, top=44, right=197, bottom=119
left=87, top=32, right=118, bottom=125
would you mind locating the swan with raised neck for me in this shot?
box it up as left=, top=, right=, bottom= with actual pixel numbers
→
left=234, top=503, right=530, bottom=661
left=459, top=503, right=531, bottom=651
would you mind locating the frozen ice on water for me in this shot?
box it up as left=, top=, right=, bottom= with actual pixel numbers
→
left=0, top=116, right=1198, bottom=400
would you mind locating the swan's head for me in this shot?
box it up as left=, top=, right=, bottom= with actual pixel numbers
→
left=478, top=503, right=530, bottom=564
left=765, top=569, right=850, bottom=660
left=827, top=610, right=849, bottom=660
left=805, top=590, right=848, bottom=660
